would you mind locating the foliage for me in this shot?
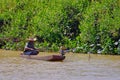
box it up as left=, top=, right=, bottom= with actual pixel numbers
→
left=0, top=0, right=120, bottom=55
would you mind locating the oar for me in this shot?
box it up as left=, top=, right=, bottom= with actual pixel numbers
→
left=87, top=52, right=91, bottom=61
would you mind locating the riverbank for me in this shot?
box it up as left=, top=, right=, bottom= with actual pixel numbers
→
left=0, top=49, right=120, bottom=60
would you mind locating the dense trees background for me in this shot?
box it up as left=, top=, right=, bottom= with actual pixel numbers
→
left=0, top=0, right=120, bottom=54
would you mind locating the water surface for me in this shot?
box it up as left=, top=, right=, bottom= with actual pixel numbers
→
left=0, top=49, right=120, bottom=80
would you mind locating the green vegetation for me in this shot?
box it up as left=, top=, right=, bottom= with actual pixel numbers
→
left=0, top=0, right=120, bottom=54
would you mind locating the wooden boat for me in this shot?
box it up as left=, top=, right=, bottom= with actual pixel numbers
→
left=20, top=54, right=65, bottom=61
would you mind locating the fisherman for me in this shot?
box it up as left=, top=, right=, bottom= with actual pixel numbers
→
left=59, top=45, right=69, bottom=56
left=23, top=37, right=39, bottom=55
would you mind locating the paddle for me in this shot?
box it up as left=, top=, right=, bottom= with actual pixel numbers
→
left=87, top=52, right=91, bottom=61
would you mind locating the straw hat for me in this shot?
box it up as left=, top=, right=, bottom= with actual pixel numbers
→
left=28, top=37, right=37, bottom=41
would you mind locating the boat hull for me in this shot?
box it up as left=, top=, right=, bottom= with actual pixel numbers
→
left=20, top=54, right=65, bottom=61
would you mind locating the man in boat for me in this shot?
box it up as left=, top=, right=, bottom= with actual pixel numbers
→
left=23, top=37, right=39, bottom=55
left=59, top=45, right=69, bottom=56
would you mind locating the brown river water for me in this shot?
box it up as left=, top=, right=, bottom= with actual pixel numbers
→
left=0, top=49, right=120, bottom=80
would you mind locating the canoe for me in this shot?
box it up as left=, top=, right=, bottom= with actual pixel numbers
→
left=20, top=54, right=65, bottom=61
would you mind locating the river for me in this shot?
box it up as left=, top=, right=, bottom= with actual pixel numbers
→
left=0, top=49, right=120, bottom=80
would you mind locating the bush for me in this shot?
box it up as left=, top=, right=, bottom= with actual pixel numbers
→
left=0, top=0, right=120, bottom=55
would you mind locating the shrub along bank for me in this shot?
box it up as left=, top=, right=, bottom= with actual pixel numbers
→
left=0, top=0, right=120, bottom=54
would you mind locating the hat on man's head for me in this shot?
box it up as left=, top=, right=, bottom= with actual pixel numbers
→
left=28, top=37, right=37, bottom=41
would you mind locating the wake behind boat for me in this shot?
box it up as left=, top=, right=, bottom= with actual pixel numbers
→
left=20, top=54, right=65, bottom=61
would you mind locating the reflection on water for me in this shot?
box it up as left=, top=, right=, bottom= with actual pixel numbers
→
left=0, top=49, right=120, bottom=80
